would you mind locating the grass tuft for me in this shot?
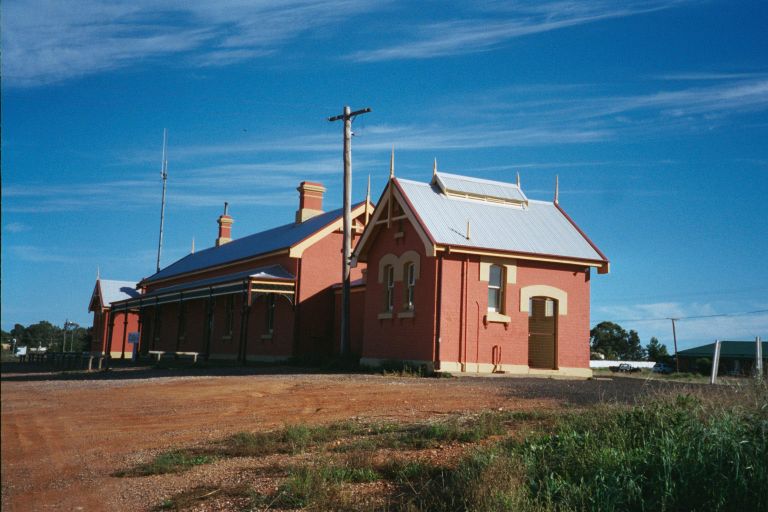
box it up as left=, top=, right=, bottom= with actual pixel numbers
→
left=115, top=450, right=214, bottom=477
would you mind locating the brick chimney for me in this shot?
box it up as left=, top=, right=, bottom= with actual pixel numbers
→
left=295, top=181, right=326, bottom=223
left=216, top=202, right=233, bottom=246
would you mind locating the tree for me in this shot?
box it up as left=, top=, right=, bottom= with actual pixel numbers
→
left=626, top=330, right=645, bottom=360
left=590, top=321, right=625, bottom=359
left=590, top=321, right=645, bottom=360
left=646, top=337, right=670, bottom=363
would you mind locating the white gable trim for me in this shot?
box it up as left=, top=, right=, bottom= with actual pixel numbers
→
left=353, top=180, right=435, bottom=262
left=289, top=202, right=372, bottom=258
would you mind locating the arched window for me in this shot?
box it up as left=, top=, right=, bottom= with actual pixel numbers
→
left=384, top=265, right=395, bottom=312
left=405, top=262, right=416, bottom=310
left=488, top=264, right=504, bottom=313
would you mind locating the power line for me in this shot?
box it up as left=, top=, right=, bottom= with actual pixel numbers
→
left=605, top=285, right=768, bottom=302
left=605, top=309, right=768, bottom=324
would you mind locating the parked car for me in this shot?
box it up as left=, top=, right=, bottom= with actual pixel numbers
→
left=609, top=363, right=641, bottom=373
left=652, top=362, right=674, bottom=374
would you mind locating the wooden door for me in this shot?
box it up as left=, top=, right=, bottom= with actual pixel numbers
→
left=528, top=297, right=557, bottom=369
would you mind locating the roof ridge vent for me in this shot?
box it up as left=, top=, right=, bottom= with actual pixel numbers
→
left=434, top=171, right=528, bottom=207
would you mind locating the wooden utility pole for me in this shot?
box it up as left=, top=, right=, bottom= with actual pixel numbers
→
left=670, top=318, right=679, bottom=372
left=328, top=105, right=371, bottom=356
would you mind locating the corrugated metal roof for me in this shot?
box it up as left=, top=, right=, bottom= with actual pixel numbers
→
left=677, top=341, right=767, bottom=359
left=144, top=205, right=354, bottom=284
left=99, top=279, right=140, bottom=306
left=140, top=265, right=294, bottom=298
left=435, top=172, right=527, bottom=203
left=397, top=178, right=605, bottom=262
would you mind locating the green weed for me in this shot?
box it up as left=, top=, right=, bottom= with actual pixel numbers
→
left=115, top=450, right=214, bottom=477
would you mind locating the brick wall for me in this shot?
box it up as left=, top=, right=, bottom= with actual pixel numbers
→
left=361, top=217, right=436, bottom=362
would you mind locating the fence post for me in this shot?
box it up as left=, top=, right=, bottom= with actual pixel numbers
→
left=756, top=336, right=763, bottom=380
left=710, top=339, right=721, bottom=385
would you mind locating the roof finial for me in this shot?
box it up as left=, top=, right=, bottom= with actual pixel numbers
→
left=433, top=158, right=438, bottom=178
left=554, top=175, right=559, bottom=205
left=96, top=266, right=100, bottom=280
left=191, top=236, right=195, bottom=254
left=516, top=171, right=520, bottom=188
left=223, top=201, right=229, bottom=215
left=389, top=146, right=395, bottom=178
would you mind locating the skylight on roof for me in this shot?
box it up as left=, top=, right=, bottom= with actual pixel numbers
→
left=434, top=172, right=528, bottom=206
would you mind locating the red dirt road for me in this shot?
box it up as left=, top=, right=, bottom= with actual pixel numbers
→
left=1, top=366, right=663, bottom=511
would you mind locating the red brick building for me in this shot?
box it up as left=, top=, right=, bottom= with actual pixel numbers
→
left=88, top=279, right=141, bottom=358
left=107, top=182, right=372, bottom=362
left=351, top=170, right=609, bottom=377
left=95, top=168, right=607, bottom=377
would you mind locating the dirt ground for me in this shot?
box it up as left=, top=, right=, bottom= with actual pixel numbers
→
left=1, top=363, right=692, bottom=511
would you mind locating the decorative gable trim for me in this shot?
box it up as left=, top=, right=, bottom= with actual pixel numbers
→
left=353, top=179, right=436, bottom=262
left=289, top=201, right=372, bottom=258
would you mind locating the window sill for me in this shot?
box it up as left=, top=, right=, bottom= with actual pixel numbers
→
left=260, top=333, right=273, bottom=340
left=222, top=335, right=233, bottom=341
left=378, top=312, right=394, bottom=320
left=398, top=310, right=415, bottom=319
left=484, top=312, right=511, bottom=324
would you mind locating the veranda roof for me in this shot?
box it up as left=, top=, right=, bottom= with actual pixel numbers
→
left=112, top=265, right=295, bottom=309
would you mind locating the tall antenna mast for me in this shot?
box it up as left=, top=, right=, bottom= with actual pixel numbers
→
left=156, top=129, right=169, bottom=273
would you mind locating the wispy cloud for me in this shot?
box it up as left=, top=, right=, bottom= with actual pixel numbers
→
left=2, top=0, right=381, bottom=87
left=4, top=1, right=695, bottom=87
left=3, top=222, right=31, bottom=233
left=126, top=76, right=768, bottom=165
left=348, top=1, right=689, bottom=62
left=652, top=71, right=768, bottom=81
left=7, top=245, right=78, bottom=263
left=596, top=302, right=768, bottom=348
left=1, top=156, right=365, bottom=213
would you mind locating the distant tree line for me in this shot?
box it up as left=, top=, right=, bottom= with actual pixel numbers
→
left=1, top=321, right=92, bottom=352
left=590, top=321, right=671, bottom=363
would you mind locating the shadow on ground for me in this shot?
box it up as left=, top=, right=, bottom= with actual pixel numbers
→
left=0, top=360, right=327, bottom=383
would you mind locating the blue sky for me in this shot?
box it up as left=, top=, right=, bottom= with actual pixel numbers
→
left=2, top=0, right=767, bottom=350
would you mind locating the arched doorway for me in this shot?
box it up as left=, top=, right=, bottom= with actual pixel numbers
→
left=528, top=297, right=558, bottom=369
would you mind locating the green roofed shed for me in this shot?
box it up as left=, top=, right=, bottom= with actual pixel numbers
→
left=676, top=340, right=766, bottom=376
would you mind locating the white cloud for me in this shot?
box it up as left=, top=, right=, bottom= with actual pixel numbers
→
left=348, top=1, right=689, bottom=62
left=8, top=245, right=78, bottom=263
left=595, top=302, right=768, bottom=349
left=3, top=1, right=696, bottom=87
left=2, top=0, right=382, bottom=87
left=1, top=156, right=361, bottom=213
left=652, top=71, right=768, bottom=81
left=3, top=222, right=31, bottom=233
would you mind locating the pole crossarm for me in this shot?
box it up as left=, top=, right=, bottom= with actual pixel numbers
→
left=328, top=107, right=371, bottom=122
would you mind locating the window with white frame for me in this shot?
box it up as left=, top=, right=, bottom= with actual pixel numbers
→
left=405, top=262, right=416, bottom=310
left=488, top=264, right=504, bottom=313
left=384, top=264, right=395, bottom=312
